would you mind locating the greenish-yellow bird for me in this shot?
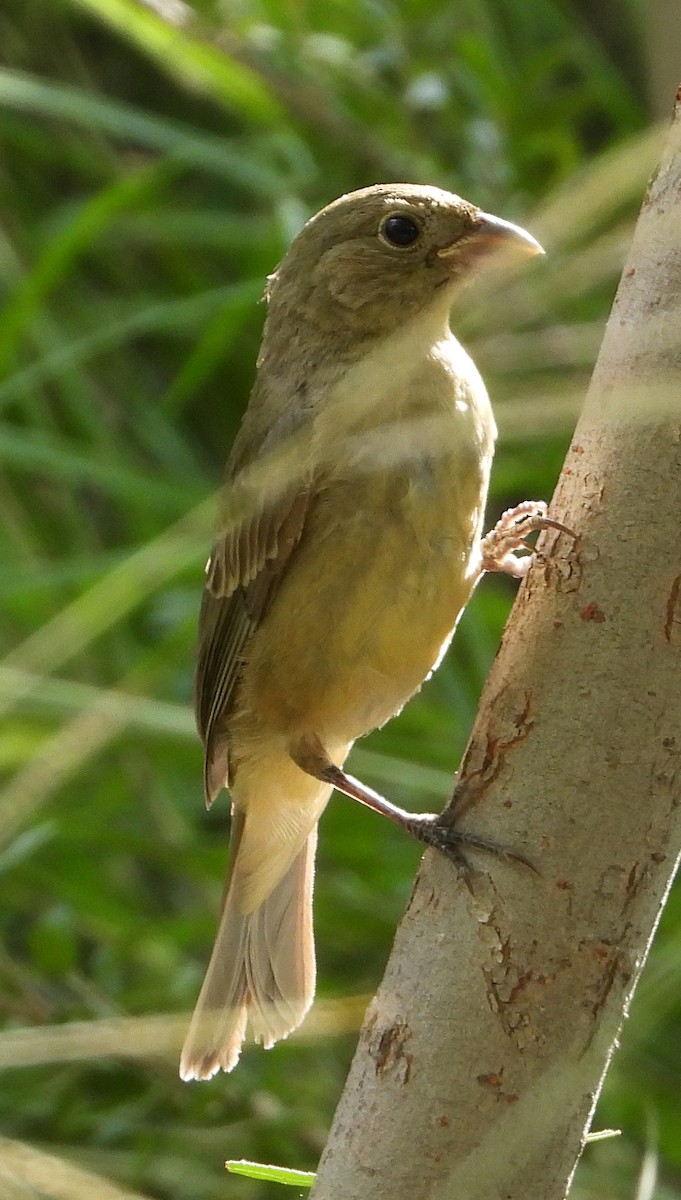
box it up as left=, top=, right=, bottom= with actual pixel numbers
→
left=180, top=183, right=547, bottom=1081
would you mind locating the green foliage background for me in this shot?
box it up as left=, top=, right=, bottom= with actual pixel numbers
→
left=0, top=0, right=679, bottom=1196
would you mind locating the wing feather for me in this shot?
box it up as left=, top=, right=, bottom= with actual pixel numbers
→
left=195, top=481, right=310, bottom=805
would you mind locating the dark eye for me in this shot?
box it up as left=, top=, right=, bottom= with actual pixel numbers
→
left=381, top=214, right=420, bottom=247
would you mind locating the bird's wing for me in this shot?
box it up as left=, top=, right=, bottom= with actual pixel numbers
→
left=195, top=425, right=313, bottom=806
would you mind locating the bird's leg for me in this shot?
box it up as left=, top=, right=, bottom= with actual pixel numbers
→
left=291, top=735, right=532, bottom=870
left=289, top=503, right=575, bottom=870
left=480, top=500, right=574, bottom=579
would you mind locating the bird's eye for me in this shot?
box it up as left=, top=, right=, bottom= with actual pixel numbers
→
left=380, top=214, right=421, bottom=247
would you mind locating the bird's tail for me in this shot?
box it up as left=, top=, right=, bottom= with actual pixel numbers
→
left=179, top=808, right=320, bottom=1081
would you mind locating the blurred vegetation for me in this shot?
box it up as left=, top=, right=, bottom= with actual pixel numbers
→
left=0, top=0, right=678, bottom=1197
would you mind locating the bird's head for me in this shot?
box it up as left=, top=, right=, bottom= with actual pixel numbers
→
left=264, top=183, right=542, bottom=349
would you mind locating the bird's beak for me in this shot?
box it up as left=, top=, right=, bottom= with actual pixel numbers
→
left=437, top=212, right=544, bottom=261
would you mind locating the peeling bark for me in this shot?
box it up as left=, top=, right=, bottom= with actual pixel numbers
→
left=311, top=93, right=681, bottom=1200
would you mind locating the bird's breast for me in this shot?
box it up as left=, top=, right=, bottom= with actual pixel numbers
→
left=235, top=323, right=497, bottom=746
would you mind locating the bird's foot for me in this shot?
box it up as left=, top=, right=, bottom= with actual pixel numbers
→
left=400, top=810, right=536, bottom=873
left=291, top=735, right=534, bottom=874
left=480, top=500, right=574, bottom=579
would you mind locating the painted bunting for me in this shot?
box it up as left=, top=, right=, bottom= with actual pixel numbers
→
left=180, top=183, right=550, bottom=1081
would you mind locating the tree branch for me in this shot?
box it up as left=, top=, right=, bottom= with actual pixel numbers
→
left=311, top=90, right=681, bottom=1200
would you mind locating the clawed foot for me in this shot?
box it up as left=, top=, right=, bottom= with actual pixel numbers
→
left=481, top=500, right=574, bottom=579
left=291, top=737, right=536, bottom=874
left=400, top=811, right=536, bottom=873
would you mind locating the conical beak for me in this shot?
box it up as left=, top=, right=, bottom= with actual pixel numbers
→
left=474, top=211, right=544, bottom=256
left=437, top=212, right=544, bottom=260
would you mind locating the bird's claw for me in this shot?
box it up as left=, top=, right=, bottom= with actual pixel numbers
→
left=400, top=811, right=537, bottom=873
left=480, top=500, right=575, bottom=579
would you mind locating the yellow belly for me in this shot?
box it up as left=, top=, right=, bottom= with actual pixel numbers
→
left=231, top=325, right=496, bottom=756
left=235, top=453, right=487, bottom=748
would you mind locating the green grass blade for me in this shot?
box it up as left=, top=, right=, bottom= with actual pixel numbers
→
left=0, top=425, right=203, bottom=514
left=0, top=497, right=214, bottom=704
left=0, top=163, right=172, bottom=377
left=0, top=667, right=194, bottom=738
left=0, top=281, right=262, bottom=411
left=69, top=0, right=285, bottom=123
left=226, top=1160, right=315, bottom=1187
left=0, top=69, right=287, bottom=193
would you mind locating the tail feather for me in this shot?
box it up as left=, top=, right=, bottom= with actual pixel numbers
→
left=179, top=825, right=317, bottom=1081
left=248, top=826, right=316, bottom=1045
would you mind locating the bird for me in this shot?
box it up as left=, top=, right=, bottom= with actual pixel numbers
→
left=179, top=182, right=549, bottom=1081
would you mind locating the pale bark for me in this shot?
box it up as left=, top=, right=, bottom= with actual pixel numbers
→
left=311, top=97, right=681, bottom=1200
